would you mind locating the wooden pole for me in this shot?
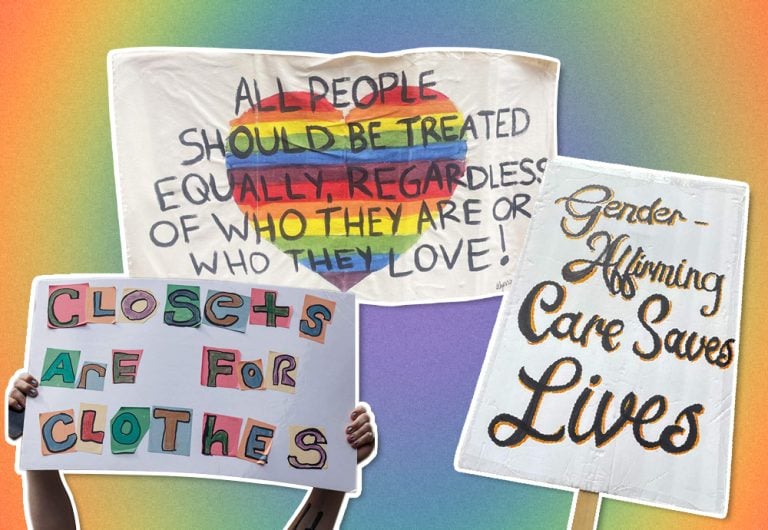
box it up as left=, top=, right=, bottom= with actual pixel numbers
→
left=570, top=490, right=600, bottom=530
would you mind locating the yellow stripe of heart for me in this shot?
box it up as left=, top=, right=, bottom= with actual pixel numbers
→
left=269, top=206, right=443, bottom=237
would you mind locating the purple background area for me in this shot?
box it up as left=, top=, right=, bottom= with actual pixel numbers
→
left=352, top=298, right=570, bottom=528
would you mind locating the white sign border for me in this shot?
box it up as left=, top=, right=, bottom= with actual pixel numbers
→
left=6, top=273, right=369, bottom=500
left=106, top=46, right=561, bottom=307
left=454, top=156, right=749, bottom=520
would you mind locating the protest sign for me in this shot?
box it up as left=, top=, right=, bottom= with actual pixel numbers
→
left=109, top=48, right=559, bottom=303
left=19, top=275, right=357, bottom=492
left=456, top=157, right=748, bottom=518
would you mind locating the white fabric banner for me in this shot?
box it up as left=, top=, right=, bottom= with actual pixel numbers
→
left=109, top=48, right=559, bottom=303
left=456, top=157, right=748, bottom=517
left=20, top=275, right=357, bottom=492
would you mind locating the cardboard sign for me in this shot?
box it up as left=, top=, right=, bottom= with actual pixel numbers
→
left=456, top=157, right=748, bottom=517
left=20, top=276, right=357, bottom=492
left=109, top=48, right=559, bottom=303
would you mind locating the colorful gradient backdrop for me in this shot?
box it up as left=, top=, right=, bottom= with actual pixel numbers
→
left=1, top=2, right=765, bottom=528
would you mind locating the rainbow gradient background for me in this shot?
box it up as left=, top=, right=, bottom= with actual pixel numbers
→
left=1, top=2, right=766, bottom=528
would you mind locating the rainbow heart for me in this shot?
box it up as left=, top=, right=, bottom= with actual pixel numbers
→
left=226, top=87, right=467, bottom=291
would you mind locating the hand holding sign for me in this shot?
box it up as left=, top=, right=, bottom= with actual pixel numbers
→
left=8, top=371, right=376, bottom=530
left=8, top=373, right=38, bottom=413
left=18, top=275, right=359, bottom=493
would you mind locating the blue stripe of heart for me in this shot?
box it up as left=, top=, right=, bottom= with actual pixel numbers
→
left=225, top=142, right=467, bottom=169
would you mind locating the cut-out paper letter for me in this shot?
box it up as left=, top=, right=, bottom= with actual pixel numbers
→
left=76, top=403, right=107, bottom=454
left=110, top=407, right=151, bottom=454
left=201, top=347, right=241, bottom=389
left=112, top=350, right=144, bottom=384
left=76, top=362, right=107, bottom=391
left=149, top=406, right=193, bottom=456
left=267, top=351, right=297, bottom=393
left=237, top=360, right=265, bottom=390
left=40, top=348, right=81, bottom=388
left=238, top=418, right=276, bottom=464
left=48, top=284, right=88, bottom=328
left=203, top=290, right=250, bottom=332
left=40, top=410, right=77, bottom=455
left=288, top=426, right=328, bottom=469
left=119, top=288, right=158, bottom=323
left=250, top=289, right=292, bottom=328
left=86, top=286, right=117, bottom=324
left=299, top=295, right=336, bottom=344
left=164, top=284, right=201, bottom=327
left=202, top=413, right=242, bottom=457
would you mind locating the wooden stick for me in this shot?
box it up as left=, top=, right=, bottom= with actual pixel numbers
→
left=570, top=490, right=600, bottom=530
